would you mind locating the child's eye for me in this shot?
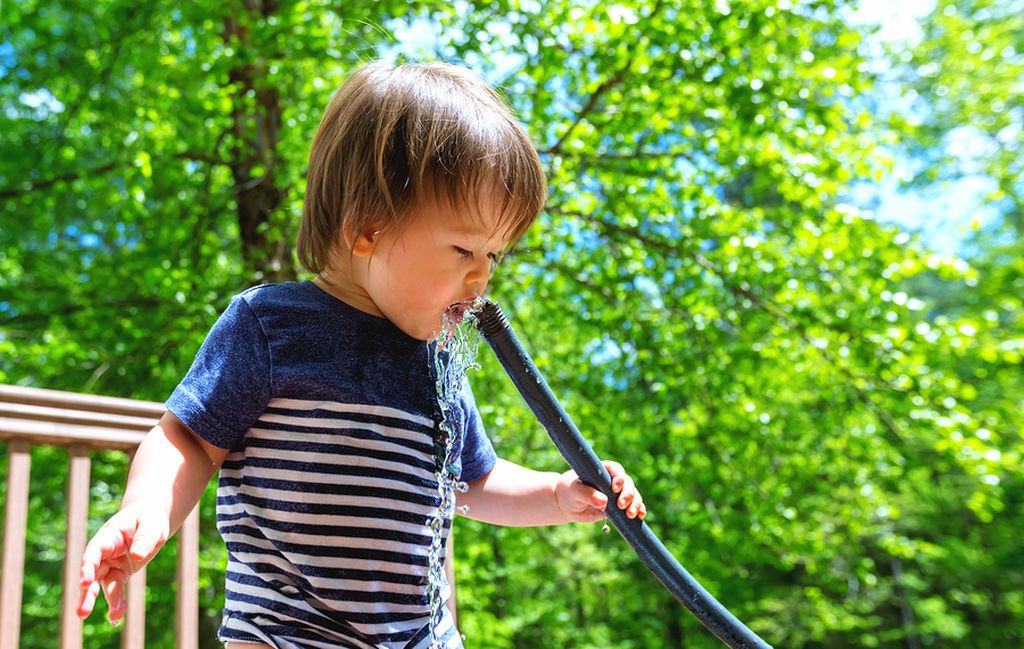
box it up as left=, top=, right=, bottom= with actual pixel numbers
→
left=454, top=247, right=503, bottom=269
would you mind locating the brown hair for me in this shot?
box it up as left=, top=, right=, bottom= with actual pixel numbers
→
left=298, top=61, right=547, bottom=275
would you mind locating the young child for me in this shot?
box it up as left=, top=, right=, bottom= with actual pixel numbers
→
left=77, top=61, right=646, bottom=649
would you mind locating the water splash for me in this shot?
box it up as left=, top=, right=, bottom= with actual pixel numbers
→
left=426, top=298, right=484, bottom=648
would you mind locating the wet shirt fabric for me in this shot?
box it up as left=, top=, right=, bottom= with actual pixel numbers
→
left=166, top=281, right=496, bottom=649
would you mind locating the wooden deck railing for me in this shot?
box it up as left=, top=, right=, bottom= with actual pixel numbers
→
left=0, top=384, right=199, bottom=649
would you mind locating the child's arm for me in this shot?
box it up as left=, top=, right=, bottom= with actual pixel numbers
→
left=457, top=458, right=646, bottom=526
left=77, top=411, right=228, bottom=624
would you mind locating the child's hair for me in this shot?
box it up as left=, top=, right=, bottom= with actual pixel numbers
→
left=298, top=61, right=548, bottom=275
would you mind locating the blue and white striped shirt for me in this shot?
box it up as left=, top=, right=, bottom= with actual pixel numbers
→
left=166, top=281, right=496, bottom=648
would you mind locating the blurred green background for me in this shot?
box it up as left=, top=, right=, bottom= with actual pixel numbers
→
left=0, top=0, right=1021, bottom=647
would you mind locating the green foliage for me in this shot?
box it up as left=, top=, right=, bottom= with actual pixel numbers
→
left=1, top=0, right=1020, bottom=647
left=883, top=2, right=1024, bottom=646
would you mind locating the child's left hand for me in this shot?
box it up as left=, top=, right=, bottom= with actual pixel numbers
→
left=555, top=460, right=647, bottom=523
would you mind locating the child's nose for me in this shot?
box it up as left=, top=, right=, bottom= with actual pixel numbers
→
left=464, top=260, right=491, bottom=294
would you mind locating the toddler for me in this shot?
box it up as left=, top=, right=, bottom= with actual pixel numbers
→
left=77, top=61, right=646, bottom=649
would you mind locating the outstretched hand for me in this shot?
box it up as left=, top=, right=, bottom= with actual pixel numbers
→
left=555, top=460, right=647, bottom=524
left=77, top=503, right=169, bottom=624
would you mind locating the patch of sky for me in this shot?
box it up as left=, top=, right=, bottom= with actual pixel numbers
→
left=182, top=28, right=197, bottom=56
left=674, top=155, right=700, bottom=183
left=55, top=225, right=93, bottom=247
left=581, top=339, right=635, bottom=389
left=380, top=10, right=526, bottom=87
left=689, top=142, right=721, bottom=175
left=13, top=88, right=64, bottom=120
left=633, top=276, right=664, bottom=309
left=606, top=4, right=639, bottom=26
left=544, top=240, right=568, bottom=263
left=584, top=336, right=623, bottom=365
left=578, top=171, right=606, bottom=201
left=114, top=222, right=139, bottom=248
left=79, top=233, right=101, bottom=248
left=843, top=0, right=931, bottom=50
left=848, top=174, right=1002, bottom=255
left=545, top=215, right=602, bottom=261
left=839, top=0, right=1004, bottom=255
left=702, top=64, right=725, bottom=84
left=555, top=216, right=583, bottom=239
left=646, top=217, right=684, bottom=241
left=0, top=41, right=17, bottom=77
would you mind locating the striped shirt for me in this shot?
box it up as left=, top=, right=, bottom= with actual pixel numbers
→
left=166, top=281, right=497, bottom=648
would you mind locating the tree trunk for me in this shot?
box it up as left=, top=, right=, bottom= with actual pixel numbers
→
left=222, top=0, right=294, bottom=284
left=891, top=556, right=921, bottom=649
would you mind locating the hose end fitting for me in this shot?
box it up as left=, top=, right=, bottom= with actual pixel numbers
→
left=476, top=300, right=510, bottom=338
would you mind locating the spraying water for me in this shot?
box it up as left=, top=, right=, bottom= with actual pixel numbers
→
left=425, top=298, right=484, bottom=648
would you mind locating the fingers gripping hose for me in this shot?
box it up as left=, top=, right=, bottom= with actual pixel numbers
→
left=476, top=301, right=772, bottom=649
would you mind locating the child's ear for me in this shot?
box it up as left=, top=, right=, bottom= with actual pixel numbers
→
left=343, top=226, right=381, bottom=257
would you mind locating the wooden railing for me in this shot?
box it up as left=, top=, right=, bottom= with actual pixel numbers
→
left=0, top=384, right=199, bottom=649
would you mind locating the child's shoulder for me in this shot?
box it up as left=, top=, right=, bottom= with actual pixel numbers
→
left=230, top=280, right=356, bottom=327
left=234, top=281, right=310, bottom=309
left=225, top=281, right=325, bottom=323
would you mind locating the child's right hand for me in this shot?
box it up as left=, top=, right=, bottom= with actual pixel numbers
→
left=77, top=502, right=169, bottom=624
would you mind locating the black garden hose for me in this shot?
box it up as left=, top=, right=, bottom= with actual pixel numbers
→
left=476, top=301, right=772, bottom=649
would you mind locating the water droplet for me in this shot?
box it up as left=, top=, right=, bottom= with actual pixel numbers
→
left=602, top=522, right=611, bottom=534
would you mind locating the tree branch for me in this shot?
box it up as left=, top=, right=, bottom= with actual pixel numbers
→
left=0, top=161, right=121, bottom=199
left=543, top=64, right=631, bottom=156
left=0, top=150, right=227, bottom=200
left=540, top=0, right=666, bottom=156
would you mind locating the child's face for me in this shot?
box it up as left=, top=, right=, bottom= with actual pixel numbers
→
left=361, top=199, right=511, bottom=341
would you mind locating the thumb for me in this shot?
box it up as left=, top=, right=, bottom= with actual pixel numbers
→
left=128, top=512, right=167, bottom=565
left=569, top=479, right=606, bottom=509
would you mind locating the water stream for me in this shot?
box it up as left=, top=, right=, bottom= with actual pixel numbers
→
left=426, top=299, right=484, bottom=648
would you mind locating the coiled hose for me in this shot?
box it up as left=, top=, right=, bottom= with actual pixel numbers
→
left=476, top=301, right=772, bottom=649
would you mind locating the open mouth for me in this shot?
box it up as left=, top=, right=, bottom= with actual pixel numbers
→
left=443, top=297, right=484, bottom=325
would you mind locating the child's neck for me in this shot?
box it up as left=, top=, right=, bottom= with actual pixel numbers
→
left=313, top=261, right=384, bottom=319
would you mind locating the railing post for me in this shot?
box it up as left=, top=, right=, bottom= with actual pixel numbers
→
left=1, top=439, right=31, bottom=649
left=60, top=445, right=91, bottom=649
left=120, top=567, right=147, bottom=649
left=120, top=448, right=146, bottom=649
left=176, top=505, right=200, bottom=649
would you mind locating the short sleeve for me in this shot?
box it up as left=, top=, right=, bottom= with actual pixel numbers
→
left=458, top=379, right=497, bottom=483
left=165, top=295, right=272, bottom=449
